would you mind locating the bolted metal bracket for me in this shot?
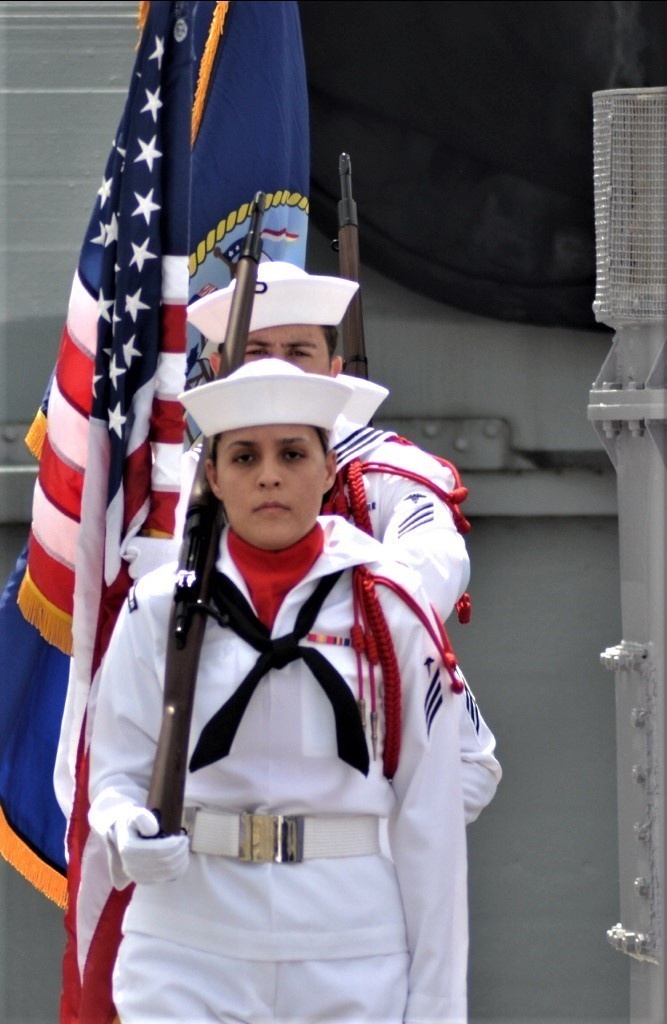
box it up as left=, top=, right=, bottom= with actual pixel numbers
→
left=600, top=640, right=649, bottom=672
left=607, top=923, right=658, bottom=964
left=600, top=640, right=661, bottom=964
left=371, top=416, right=518, bottom=472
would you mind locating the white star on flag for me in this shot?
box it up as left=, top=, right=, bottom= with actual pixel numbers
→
left=108, top=355, right=127, bottom=390
left=135, top=135, right=162, bottom=173
left=98, top=176, right=113, bottom=207
left=125, top=288, right=150, bottom=322
left=107, top=402, right=127, bottom=438
left=97, top=290, right=114, bottom=322
left=148, top=34, right=165, bottom=70
left=91, top=221, right=108, bottom=246
left=141, top=86, right=163, bottom=122
left=130, top=238, right=158, bottom=272
left=133, top=187, right=161, bottom=224
left=104, top=213, right=119, bottom=248
left=122, top=335, right=142, bottom=366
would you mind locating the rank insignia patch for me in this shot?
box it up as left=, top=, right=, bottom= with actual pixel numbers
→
left=424, top=657, right=443, bottom=735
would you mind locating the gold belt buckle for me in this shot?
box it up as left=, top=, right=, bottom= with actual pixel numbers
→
left=239, top=813, right=304, bottom=863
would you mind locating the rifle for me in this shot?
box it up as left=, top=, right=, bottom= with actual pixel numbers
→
left=336, top=153, right=368, bottom=379
left=147, top=191, right=267, bottom=835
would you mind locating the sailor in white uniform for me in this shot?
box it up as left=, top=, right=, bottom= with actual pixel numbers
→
left=88, top=358, right=469, bottom=1023
left=186, top=261, right=501, bottom=824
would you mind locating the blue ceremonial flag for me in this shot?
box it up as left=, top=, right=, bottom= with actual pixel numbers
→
left=185, top=0, right=310, bottom=381
left=0, top=546, right=69, bottom=896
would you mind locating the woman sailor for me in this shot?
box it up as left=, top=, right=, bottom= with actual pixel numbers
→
left=88, top=357, right=468, bottom=1024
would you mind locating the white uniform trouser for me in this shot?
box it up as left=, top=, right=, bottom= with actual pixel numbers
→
left=114, top=932, right=410, bottom=1023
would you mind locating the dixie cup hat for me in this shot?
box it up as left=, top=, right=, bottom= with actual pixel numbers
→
left=338, top=375, right=389, bottom=425
left=179, top=358, right=356, bottom=438
left=187, top=261, right=359, bottom=358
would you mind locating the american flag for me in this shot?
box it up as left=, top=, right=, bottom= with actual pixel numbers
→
left=51, top=5, right=193, bottom=1020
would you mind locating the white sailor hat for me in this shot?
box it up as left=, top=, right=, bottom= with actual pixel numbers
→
left=338, top=375, right=389, bottom=425
left=179, top=357, right=356, bottom=438
left=188, top=261, right=359, bottom=358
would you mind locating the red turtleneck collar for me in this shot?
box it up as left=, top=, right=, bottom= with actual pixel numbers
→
left=227, top=524, right=324, bottom=629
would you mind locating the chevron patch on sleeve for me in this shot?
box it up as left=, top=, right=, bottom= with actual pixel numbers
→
left=424, top=657, right=444, bottom=735
left=464, top=682, right=481, bottom=734
left=397, top=496, right=435, bottom=538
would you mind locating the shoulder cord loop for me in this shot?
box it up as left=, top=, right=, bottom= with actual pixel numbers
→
left=322, top=443, right=471, bottom=777
left=351, top=565, right=402, bottom=779
left=322, top=450, right=472, bottom=624
left=372, top=574, right=465, bottom=697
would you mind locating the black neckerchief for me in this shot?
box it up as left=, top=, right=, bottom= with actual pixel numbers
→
left=189, top=569, right=369, bottom=776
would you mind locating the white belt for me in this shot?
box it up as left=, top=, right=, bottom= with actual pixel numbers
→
left=182, top=807, right=380, bottom=864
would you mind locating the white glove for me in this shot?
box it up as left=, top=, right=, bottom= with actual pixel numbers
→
left=111, top=807, right=190, bottom=885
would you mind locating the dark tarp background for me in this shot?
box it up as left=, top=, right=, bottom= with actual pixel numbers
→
left=299, top=0, right=667, bottom=330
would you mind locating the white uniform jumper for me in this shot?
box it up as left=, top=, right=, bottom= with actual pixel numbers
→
left=330, top=417, right=502, bottom=822
left=88, top=517, right=468, bottom=1023
left=330, top=419, right=470, bottom=619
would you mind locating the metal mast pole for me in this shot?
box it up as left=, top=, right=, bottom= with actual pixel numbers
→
left=588, top=87, right=667, bottom=1024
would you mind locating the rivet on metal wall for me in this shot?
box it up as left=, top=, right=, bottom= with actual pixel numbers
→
left=631, top=707, right=647, bottom=727
left=634, top=877, right=650, bottom=897
left=633, top=821, right=650, bottom=842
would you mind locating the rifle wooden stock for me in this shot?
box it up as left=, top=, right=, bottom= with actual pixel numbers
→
left=146, top=461, right=220, bottom=834
left=147, top=192, right=267, bottom=835
left=337, top=153, right=368, bottom=379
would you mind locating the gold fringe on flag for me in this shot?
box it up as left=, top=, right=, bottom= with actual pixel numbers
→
left=137, top=1, right=150, bottom=42
left=0, top=807, right=67, bottom=909
left=192, top=1, right=230, bottom=147
left=24, top=408, right=47, bottom=461
left=17, top=568, right=73, bottom=657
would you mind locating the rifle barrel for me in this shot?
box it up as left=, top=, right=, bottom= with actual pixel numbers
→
left=337, top=154, right=367, bottom=379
